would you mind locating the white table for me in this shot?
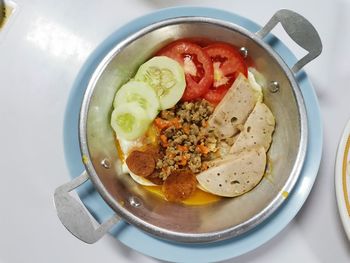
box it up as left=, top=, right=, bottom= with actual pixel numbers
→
left=0, top=0, right=349, bottom=262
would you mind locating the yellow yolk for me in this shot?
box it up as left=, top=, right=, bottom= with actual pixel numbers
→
left=115, top=138, right=125, bottom=162
left=143, top=185, right=221, bottom=205
left=144, top=124, right=158, bottom=145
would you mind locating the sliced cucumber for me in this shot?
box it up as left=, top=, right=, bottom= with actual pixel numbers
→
left=110, top=102, right=150, bottom=141
left=135, top=56, right=185, bottom=110
left=113, top=80, right=160, bottom=119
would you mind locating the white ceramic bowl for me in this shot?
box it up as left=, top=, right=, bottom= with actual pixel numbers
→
left=335, top=119, right=350, bottom=240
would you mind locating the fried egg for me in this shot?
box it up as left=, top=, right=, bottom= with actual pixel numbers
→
left=116, top=127, right=157, bottom=186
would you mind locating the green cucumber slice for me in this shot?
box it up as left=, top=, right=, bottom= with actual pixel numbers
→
left=135, top=56, right=185, bottom=110
left=110, top=102, right=150, bottom=141
left=113, top=80, right=159, bottom=119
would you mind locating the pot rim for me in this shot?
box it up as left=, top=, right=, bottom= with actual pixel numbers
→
left=78, top=16, right=308, bottom=243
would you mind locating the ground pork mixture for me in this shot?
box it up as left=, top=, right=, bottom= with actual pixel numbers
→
left=154, top=99, right=220, bottom=179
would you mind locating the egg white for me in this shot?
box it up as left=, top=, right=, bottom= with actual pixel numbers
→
left=118, top=137, right=156, bottom=186
left=248, top=68, right=264, bottom=102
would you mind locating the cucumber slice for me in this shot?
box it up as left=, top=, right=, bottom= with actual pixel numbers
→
left=110, top=102, right=150, bottom=141
left=135, top=56, right=185, bottom=110
left=113, top=80, right=160, bottom=119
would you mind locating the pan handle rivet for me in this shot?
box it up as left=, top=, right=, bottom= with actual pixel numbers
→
left=239, top=47, right=248, bottom=58
left=269, top=81, right=280, bottom=93
left=101, top=159, right=111, bottom=169
left=129, top=196, right=142, bottom=207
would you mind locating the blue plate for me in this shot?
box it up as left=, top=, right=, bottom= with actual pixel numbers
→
left=63, top=7, right=322, bottom=263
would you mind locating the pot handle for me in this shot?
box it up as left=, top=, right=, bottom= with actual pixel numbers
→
left=54, top=171, right=120, bottom=244
left=256, top=9, right=322, bottom=74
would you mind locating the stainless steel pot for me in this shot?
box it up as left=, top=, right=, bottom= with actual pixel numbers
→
left=54, top=9, right=322, bottom=244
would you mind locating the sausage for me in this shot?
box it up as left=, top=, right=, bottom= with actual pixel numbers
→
left=162, top=170, right=197, bottom=202
left=147, top=171, right=164, bottom=185
left=126, top=150, right=155, bottom=177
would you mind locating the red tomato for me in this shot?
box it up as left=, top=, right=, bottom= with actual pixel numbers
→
left=204, top=86, right=230, bottom=105
left=203, top=43, right=247, bottom=104
left=157, top=40, right=214, bottom=101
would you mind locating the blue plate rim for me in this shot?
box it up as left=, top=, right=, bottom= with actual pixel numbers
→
left=63, top=6, right=323, bottom=263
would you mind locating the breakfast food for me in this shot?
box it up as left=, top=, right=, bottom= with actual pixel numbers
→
left=196, top=147, right=266, bottom=197
left=230, top=102, right=275, bottom=154
left=208, top=74, right=259, bottom=138
left=110, top=39, right=275, bottom=204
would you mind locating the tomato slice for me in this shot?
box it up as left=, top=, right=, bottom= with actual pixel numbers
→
left=203, top=86, right=230, bottom=105
left=157, top=40, right=214, bottom=101
left=203, top=43, right=247, bottom=104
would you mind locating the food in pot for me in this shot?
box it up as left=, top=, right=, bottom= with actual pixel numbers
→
left=110, top=39, right=276, bottom=204
left=208, top=74, right=259, bottom=138
left=163, top=170, right=197, bottom=202
left=125, top=150, right=155, bottom=177
left=196, top=146, right=266, bottom=197
left=157, top=40, right=214, bottom=101
left=230, top=102, right=275, bottom=154
left=135, top=56, right=186, bottom=109
left=203, top=42, right=248, bottom=104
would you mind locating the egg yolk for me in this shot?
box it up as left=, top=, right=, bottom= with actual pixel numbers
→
left=143, top=185, right=221, bottom=205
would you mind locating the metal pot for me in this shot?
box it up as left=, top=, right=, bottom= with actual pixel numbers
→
left=54, top=9, right=322, bottom=244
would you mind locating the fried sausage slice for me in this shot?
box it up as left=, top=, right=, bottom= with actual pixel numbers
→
left=147, top=170, right=164, bottom=185
left=163, top=170, right=197, bottom=202
left=126, top=150, right=155, bottom=177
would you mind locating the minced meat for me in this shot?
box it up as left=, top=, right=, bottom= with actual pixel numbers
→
left=154, top=99, right=219, bottom=179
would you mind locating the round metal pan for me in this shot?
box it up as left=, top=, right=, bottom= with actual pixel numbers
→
left=54, top=9, right=322, bottom=244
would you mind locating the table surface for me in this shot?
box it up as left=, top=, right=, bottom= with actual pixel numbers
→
left=0, top=0, right=349, bottom=262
